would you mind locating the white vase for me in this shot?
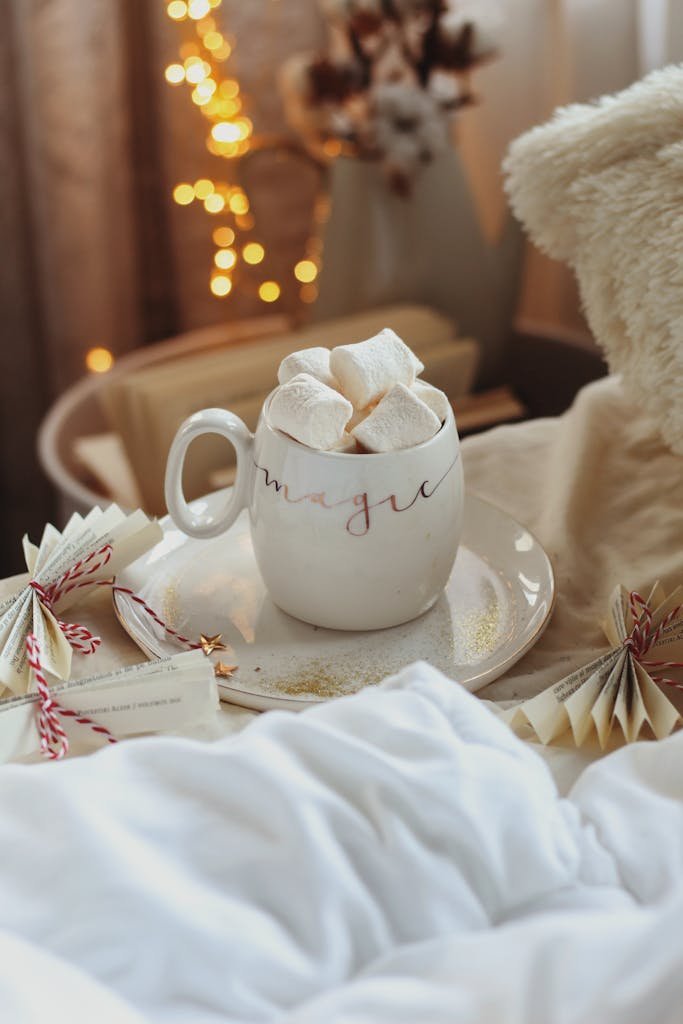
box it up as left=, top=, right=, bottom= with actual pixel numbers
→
left=312, top=149, right=523, bottom=384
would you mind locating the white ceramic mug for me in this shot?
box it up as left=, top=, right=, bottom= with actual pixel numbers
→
left=165, top=392, right=464, bottom=630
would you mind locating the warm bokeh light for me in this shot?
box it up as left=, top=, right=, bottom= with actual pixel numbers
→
left=212, top=121, right=241, bottom=143
left=242, top=242, right=265, bottom=265
left=203, top=31, right=224, bottom=50
left=215, top=98, right=240, bottom=118
left=85, top=347, right=115, bottom=373
left=204, top=193, right=226, bottom=213
left=211, top=41, right=232, bottom=61
left=197, top=97, right=218, bottom=117
left=210, top=275, right=233, bottom=297
left=222, top=142, right=240, bottom=158
left=173, top=183, right=195, bottom=205
left=229, top=192, right=249, bottom=215
left=214, top=248, right=237, bottom=269
left=188, top=0, right=210, bottom=19
left=259, top=281, right=281, bottom=303
left=166, top=0, right=324, bottom=310
left=234, top=117, right=253, bottom=140
left=213, top=226, right=235, bottom=247
left=193, top=178, right=214, bottom=199
left=192, top=79, right=216, bottom=103
left=185, top=60, right=210, bottom=84
left=167, top=1, right=188, bottom=21
left=323, top=139, right=343, bottom=158
left=164, top=63, right=185, bottom=84
left=219, top=79, right=239, bottom=99
left=207, top=138, right=238, bottom=158
left=294, top=259, right=318, bottom=283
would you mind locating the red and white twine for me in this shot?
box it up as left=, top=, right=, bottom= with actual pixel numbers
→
left=25, top=634, right=117, bottom=760
left=26, top=545, right=201, bottom=758
left=108, top=585, right=200, bottom=650
left=625, top=591, right=683, bottom=690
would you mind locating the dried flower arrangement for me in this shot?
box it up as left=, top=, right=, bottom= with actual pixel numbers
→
left=281, top=0, right=501, bottom=196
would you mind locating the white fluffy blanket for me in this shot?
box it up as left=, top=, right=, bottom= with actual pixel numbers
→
left=504, top=64, right=683, bottom=454
left=2, top=661, right=683, bottom=1023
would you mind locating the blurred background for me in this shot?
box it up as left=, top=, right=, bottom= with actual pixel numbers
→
left=1, top=0, right=681, bottom=574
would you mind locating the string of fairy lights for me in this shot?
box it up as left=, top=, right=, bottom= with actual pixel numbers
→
left=84, top=0, right=323, bottom=375
left=164, top=0, right=322, bottom=306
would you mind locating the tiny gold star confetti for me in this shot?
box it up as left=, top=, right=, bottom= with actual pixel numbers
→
left=215, top=662, right=238, bottom=679
left=199, top=633, right=227, bottom=656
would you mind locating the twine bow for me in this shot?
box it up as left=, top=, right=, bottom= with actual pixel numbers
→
left=625, top=591, right=683, bottom=690
left=28, top=543, right=114, bottom=659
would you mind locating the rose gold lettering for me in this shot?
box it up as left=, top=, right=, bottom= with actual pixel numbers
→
left=252, top=454, right=459, bottom=537
left=345, top=492, right=371, bottom=536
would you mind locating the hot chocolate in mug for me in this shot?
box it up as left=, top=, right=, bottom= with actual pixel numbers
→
left=165, top=391, right=464, bottom=630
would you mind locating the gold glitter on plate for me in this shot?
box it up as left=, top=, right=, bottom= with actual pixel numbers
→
left=449, top=576, right=515, bottom=665
left=274, top=670, right=362, bottom=700
left=162, top=578, right=181, bottom=632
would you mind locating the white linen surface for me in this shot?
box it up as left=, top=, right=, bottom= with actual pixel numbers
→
left=1, top=661, right=682, bottom=1023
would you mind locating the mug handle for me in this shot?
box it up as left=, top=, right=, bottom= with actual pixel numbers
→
left=164, top=408, right=254, bottom=539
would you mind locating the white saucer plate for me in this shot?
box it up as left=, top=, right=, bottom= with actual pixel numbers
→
left=114, top=492, right=554, bottom=711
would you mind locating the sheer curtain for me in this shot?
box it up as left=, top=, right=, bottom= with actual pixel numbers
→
left=0, top=0, right=680, bottom=570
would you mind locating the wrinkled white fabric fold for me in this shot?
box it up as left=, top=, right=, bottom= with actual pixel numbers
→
left=0, top=661, right=681, bottom=1023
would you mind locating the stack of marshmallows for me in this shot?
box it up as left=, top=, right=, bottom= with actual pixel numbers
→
left=268, top=328, right=450, bottom=453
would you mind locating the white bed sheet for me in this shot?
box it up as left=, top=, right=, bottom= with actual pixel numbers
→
left=1, top=661, right=682, bottom=1023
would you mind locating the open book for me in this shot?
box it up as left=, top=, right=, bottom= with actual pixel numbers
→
left=0, top=650, right=218, bottom=763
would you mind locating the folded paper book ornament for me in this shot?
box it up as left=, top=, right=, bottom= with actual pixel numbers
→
left=505, top=583, right=683, bottom=747
left=0, top=505, right=164, bottom=696
left=0, top=506, right=225, bottom=760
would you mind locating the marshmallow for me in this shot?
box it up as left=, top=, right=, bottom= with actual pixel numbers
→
left=278, top=347, right=338, bottom=390
left=268, top=373, right=352, bottom=450
left=411, top=380, right=450, bottom=423
left=330, top=328, right=424, bottom=409
left=352, top=382, right=441, bottom=453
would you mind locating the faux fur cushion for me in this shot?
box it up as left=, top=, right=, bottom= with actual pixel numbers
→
left=504, top=65, right=683, bottom=454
